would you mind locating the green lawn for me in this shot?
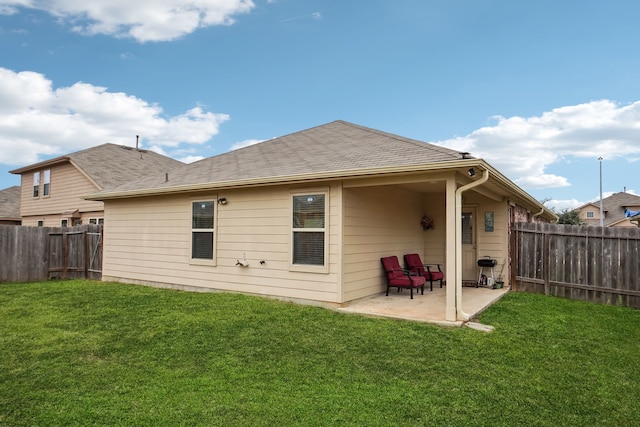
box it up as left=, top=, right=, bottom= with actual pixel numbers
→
left=1, top=280, right=639, bottom=426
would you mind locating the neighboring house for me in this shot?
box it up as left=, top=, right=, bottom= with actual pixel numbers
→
left=86, top=120, right=557, bottom=322
left=575, top=192, right=640, bottom=227
left=0, top=186, right=21, bottom=225
left=10, top=144, right=184, bottom=227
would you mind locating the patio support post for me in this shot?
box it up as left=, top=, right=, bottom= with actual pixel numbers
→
left=455, top=168, right=489, bottom=321
left=445, top=176, right=458, bottom=322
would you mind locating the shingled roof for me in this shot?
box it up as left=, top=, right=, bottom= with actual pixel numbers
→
left=91, top=120, right=467, bottom=197
left=0, top=186, right=20, bottom=221
left=580, top=191, right=640, bottom=226
left=10, top=143, right=184, bottom=190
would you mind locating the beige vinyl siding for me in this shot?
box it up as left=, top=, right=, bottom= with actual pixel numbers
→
left=342, top=185, right=427, bottom=301
left=20, top=214, right=68, bottom=227
left=422, top=192, right=446, bottom=268
left=103, top=183, right=343, bottom=303
left=20, top=210, right=106, bottom=227
left=474, top=200, right=510, bottom=281
left=577, top=205, right=600, bottom=222
left=19, top=163, right=103, bottom=220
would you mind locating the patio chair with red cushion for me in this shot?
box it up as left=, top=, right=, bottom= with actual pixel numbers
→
left=380, top=255, right=426, bottom=299
left=403, top=253, right=445, bottom=292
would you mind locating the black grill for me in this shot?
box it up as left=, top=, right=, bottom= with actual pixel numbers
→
left=477, top=258, right=497, bottom=267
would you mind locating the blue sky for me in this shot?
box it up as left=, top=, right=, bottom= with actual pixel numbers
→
left=1, top=0, right=640, bottom=211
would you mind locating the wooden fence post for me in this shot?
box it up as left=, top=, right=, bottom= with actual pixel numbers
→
left=510, top=222, right=640, bottom=309
left=83, top=229, right=89, bottom=279
left=543, top=225, right=550, bottom=296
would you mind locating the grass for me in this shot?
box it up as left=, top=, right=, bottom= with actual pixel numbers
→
left=1, top=280, right=639, bottom=426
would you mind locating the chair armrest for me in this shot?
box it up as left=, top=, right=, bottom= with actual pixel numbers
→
left=389, top=268, right=418, bottom=276
left=424, top=264, right=443, bottom=273
left=397, top=268, right=419, bottom=276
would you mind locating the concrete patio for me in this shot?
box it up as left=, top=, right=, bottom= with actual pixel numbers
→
left=337, top=284, right=510, bottom=327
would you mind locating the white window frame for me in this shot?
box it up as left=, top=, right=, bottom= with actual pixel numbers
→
left=61, top=219, right=68, bottom=228
left=43, top=169, right=51, bottom=197
left=289, top=189, right=329, bottom=273
left=586, top=211, right=595, bottom=218
left=89, top=217, right=104, bottom=225
left=190, top=199, right=217, bottom=266
left=33, top=171, right=40, bottom=198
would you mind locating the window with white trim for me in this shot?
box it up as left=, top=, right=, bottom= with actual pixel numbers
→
left=33, top=172, right=40, bottom=198
left=89, top=218, right=104, bottom=225
left=43, top=169, right=51, bottom=197
left=61, top=219, right=68, bottom=228
left=586, top=211, right=595, bottom=218
left=292, top=193, right=326, bottom=266
left=192, top=201, right=215, bottom=260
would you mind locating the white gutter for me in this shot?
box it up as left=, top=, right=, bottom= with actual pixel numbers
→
left=455, top=168, right=489, bottom=321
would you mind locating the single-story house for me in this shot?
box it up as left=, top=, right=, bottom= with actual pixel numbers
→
left=86, top=121, right=557, bottom=322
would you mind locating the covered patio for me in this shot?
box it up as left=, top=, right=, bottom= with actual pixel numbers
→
left=337, top=285, right=510, bottom=327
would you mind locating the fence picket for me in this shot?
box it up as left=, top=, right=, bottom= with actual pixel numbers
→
left=0, top=224, right=102, bottom=283
left=513, top=222, right=640, bottom=309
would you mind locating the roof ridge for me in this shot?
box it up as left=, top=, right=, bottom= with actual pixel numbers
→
left=230, top=120, right=349, bottom=153
left=334, top=120, right=466, bottom=158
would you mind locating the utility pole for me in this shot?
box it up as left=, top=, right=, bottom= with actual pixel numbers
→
left=598, top=157, right=604, bottom=227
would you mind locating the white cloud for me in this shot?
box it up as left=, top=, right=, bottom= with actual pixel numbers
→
left=543, top=199, right=583, bottom=212
left=434, top=100, right=640, bottom=190
left=180, top=155, right=205, bottom=164
left=0, top=4, right=18, bottom=15
left=0, top=67, right=229, bottom=165
left=229, top=138, right=263, bottom=151
left=0, top=0, right=256, bottom=42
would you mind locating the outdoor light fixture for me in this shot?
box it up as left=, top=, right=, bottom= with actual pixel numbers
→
left=218, top=197, right=227, bottom=205
left=467, top=168, right=476, bottom=177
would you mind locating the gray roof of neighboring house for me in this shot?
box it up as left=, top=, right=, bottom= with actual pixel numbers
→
left=0, top=186, right=20, bottom=220
left=92, top=120, right=468, bottom=196
left=580, top=191, right=640, bottom=226
left=10, top=143, right=185, bottom=190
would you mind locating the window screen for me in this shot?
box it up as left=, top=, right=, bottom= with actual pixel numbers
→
left=43, top=169, right=51, bottom=196
left=292, top=194, right=325, bottom=266
left=192, top=201, right=214, bottom=260
left=33, top=172, right=40, bottom=197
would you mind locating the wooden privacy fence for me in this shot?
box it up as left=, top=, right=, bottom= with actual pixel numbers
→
left=512, top=222, right=640, bottom=308
left=0, top=224, right=102, bottom=283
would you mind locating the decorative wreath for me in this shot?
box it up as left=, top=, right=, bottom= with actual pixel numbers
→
left=420, top=214, right=434, bottom=231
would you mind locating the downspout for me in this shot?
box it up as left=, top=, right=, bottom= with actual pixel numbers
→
left=455, top=168, right=489, bottom=321
left=533, top=206, right=559, bottom=223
